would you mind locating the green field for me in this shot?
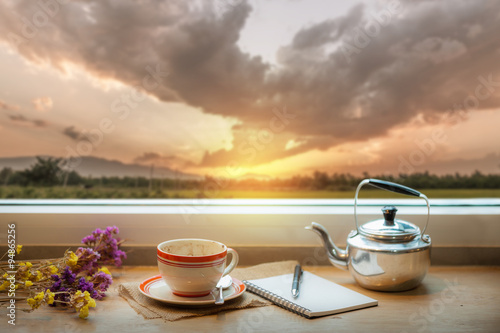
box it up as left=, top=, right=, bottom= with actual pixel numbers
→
left=0, top=186, right=499, bottom=199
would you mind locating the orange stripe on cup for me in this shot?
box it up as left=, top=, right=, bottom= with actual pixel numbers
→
left=157, top=248, right=227, bottom=263
left=157, top=256, right=226, bottom=268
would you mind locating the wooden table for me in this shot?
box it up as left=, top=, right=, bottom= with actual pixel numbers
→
left=2, top=266, right=499, bottom=333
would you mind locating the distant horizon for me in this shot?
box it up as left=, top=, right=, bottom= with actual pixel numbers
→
left=1, top=154, right=498, bottom=180
left=1, top=1, right=499, bottom=179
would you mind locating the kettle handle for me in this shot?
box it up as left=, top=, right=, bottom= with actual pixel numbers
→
left=354, top=179, right=431, bottom=238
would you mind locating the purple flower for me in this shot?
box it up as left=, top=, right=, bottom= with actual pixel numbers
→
left=113, top=250, right=126, bottom=266
left=52, top=286, right=71, bottom=306
left=105, top=226, right=119, bottom=237
left=73, top=247, right=101, bottom=275
left=90, top=272, right=113, bottom=300
left=79, top=226, right=127, bottom=271
left=49, top=274, right=72, bottom=307
left=77, top=277, right=98, bottom=299
left=61, top=267, right=76, bottom=284
left=50, top=275, right=62, bottom=291
left=81, top=234, right=96, bottom=244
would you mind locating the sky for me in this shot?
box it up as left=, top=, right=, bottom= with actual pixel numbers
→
left=0, top=0, right=499, bottom=178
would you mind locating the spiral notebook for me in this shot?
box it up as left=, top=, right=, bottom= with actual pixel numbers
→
left=243, top=271, right=377, bottom=318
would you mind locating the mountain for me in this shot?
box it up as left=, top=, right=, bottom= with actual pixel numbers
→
left=0, top=156, right=201, bottom=179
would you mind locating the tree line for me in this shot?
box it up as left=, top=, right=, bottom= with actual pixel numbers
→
left=1, top=157, right=499, bottom=191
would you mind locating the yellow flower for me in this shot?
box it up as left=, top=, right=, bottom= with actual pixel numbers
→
left=98, top=267, right=111, bottom=276
left=74, top=290, right=83, bottom=300
left=35, top=270, right=43, bottom=281
left=74, top=290, right=87, bottom=304
left=82, top=291, right=91, bottom=300
left=0, top=281, right=9, bottom=291
left=26, top=262, right=33, bottom=268
left=21, top=270, right=32, bottom=280
left=25, top=280, right=33, bottom=287
left=79, top=305, right=90, bottom=319
left=16, top=245, right=22, bottom=254
left=48, top=265, right=58, bottom=274
left=34, top=291, right=45, bottom=302
left=66, top=251, right=78, bottom=268
left=2, top=273, right=7, bottom=279
left=88, top=298, right=96, bottom=308
left=46, top=291, right=55, bottom=305
left=27, top=298, right=36, bottom=308
left=73, top=290, right=96, bottom=319
left=27, top=291, right=45, bottom=309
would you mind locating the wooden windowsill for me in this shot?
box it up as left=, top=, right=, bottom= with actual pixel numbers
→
left=1, top=265, right=499, bottom=332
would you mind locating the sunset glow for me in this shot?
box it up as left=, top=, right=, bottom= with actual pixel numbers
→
left=1, top=0, right=499, bottom=179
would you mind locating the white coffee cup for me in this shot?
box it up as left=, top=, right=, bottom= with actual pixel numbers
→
left=157, top=238, right=239, bottom=297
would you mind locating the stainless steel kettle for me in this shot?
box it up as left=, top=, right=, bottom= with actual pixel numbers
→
left=306, top=179, right=431, bottom=292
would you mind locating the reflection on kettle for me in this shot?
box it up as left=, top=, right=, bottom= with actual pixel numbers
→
left=351, top=251, right=385, bottom=277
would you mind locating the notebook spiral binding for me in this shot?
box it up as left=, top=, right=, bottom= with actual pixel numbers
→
left=243, top=280, right=312, bottom=318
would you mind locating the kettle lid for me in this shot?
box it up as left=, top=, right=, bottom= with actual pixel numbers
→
left=359, top=206, right=420, bottom=241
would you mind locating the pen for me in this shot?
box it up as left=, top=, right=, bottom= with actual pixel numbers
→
left=291, top=264, right=303, bottom=298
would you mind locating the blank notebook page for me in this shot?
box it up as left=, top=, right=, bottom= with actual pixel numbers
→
left=245, top=271, right=378, bottom=317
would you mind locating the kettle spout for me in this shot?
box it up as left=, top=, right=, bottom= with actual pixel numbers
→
left=306, top=222, right=348, bottom=270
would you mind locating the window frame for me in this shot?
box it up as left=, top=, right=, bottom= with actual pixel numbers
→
left=1, top=198, right=499, bottom=248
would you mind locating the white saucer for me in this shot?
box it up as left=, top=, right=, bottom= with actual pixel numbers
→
left=138, top=275, right=246, bottom=306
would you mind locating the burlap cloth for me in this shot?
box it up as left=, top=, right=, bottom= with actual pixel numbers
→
left=118, top=260, right=298, bottom=321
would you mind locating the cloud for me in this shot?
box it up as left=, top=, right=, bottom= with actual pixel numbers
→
left=267, top=1, right=500, bottom=139
left=2, top=98, right=48, bottom=127
left=1, top=0, right=500, bottom=168
left=8, top=113, right=47, bottom=127
left=62, top=126, right=84, bottom=141
left=291, top=4, right=364, bottom=50
left=0, top=99, right=20, bottom=111
left=31, top=119, right=48, bottom=127
left=32, top=96, right=53, bottom=112
left=9, top=114, right=27, bottom=122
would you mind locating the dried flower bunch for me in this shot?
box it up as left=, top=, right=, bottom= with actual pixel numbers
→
left=1, top=226, right=126, bottom=319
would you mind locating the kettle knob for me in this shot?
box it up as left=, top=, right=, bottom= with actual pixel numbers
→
left=382, top=206, right=397, bottom=226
